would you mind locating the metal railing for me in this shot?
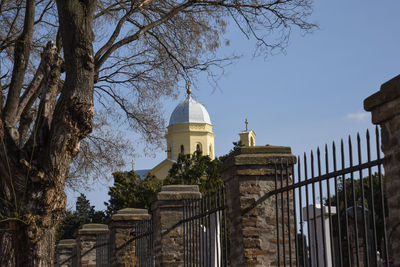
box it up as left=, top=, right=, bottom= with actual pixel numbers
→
left=183, top=186, right=230, bottom=267
left=271, top=127, right=390, bottom=266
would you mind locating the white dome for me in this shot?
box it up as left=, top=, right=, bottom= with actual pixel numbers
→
left=169, top=95, right=211, bottom=126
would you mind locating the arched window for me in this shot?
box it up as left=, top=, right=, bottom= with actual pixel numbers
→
left=250, top=137, right=254, bottom=146
left=196, top=143, right=202, bottom=153
left=180, top=145, right=184, bottom=154
left=209, top=145, right=213, bottom=156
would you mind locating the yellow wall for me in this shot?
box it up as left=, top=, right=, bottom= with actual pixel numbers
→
left=166, top=123, right=215, bottom=160
left=150, top=122, right=215, bottom=180
left=150, top=159, right=174, bottom=181
left=239, top=130, right=256, bottom=147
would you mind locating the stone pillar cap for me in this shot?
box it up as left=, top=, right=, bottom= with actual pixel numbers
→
left=160, top=185, right=199, bottom=192
left=240, top=145, right=292, bottom=154
left=78, top=223, right=109, bottom=234
left=112, top=208, right=151, bottom=221
left=57, top=239, right=76, bottom=248
left=154, top=185, right=201, bottom=201
left=116, top=208, right=148, bottom=215
left=364, top=74, right=400, bottom=111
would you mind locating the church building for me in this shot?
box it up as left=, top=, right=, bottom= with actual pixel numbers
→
left=150, top=85, right=215, bottom=180
left=144, top=83, right=256, bottom=180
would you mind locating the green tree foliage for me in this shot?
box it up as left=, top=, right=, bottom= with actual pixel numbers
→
left=56, top=194, right=105, bottom=241
left=164, top=151, right=223, bottom=195
left=104, top=171, right=162, bottom=216
left=217, top=141, right=243, bottom=164
left=327, top=173, right=387, bottom=228
left=325, top=173, right=388, bottom=262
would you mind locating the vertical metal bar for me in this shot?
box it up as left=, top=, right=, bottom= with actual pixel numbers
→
left=208, top=194, right=212, bottom=267
left=275, top=164, right=281, bottom=267
left=297, top=156, right=306, bottom=267
left=184, top=199, right=187, bottom=267
left=148, top=219, right=151, bottom=265
left=366, top=130, right=378, bottom=267
left=216, top=188, right=221, bottom=267
left=139, top=222, right=141, bottom=266
left=192, top=199, right=195, bottom=267
left=153, top=218, right=155, bottom=265
left=376, top=126, right=389, bottom=266
left=140, top=221, right=143, bottom=266
left=188, top=199, right=192, bottom=267
left=290, top=162, right=299, bottom=267
left=349, top=136, right=361, bottom=267
left=325, top=144, right=335, bottom=267
left=317, top=147, right=328, bottom=266
left=139, top=222, right=143, bottom=266
left=357, top=133, right=370, bottom=267
left=304, top=153, right=313, bottom=267
left=341, top=139, right=351, bottom=263
left=135, top=222, right=138, bottom=266
left=137, top=222, right=140, bottom=266
left=281, top=163, right=287, bottom=267
left=311, top=151, right=319, bottom=266
left=333, top=141, right=344, bottom=267
left=286, top=162, right=293, bottom=266
left=200, top=198, right=206, bottom=266
left=222, top=187, right=229, bottom=267
left=195, top=198, right=199, bottom=267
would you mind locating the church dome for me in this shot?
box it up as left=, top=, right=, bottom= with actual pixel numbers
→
left=168, top=95, right=211, bottom=126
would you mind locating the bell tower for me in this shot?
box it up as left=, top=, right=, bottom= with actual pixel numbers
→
left=151, top=82, right=215, bottom=180
left=239, top=119, right=256, bottom=147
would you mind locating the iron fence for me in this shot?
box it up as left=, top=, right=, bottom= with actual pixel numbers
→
left=183, top=186, right=230, bottom=267
left=96, top=232, right=110, bottom=267
left=56, top=233, right=108, bottom=267
left=133, top=219, right=154, bottom=266
left=113, top=219, right=154, bottom=267
left=271, top=127, right=390, bottom=266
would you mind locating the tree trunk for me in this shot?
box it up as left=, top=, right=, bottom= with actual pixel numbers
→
left=0, top=0, right=97, bottom=265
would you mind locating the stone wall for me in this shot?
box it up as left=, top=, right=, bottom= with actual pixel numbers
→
left=109, top=208, right=151, bottom=266
left=365, top=74, right=400, bottom=265
left=55, top=147, right=299, bottom=267
left=55, top=239, right=76, bottom=266
left=221, top=146, right=296, bottom=267
left=76, top=223, right=109, bottom=267
left=151, top=185, right=201, bottom=267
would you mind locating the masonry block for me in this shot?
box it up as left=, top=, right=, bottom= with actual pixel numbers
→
left=221, top=145, right=296, bottom=267
left=151, top=185, right=201, bottom=267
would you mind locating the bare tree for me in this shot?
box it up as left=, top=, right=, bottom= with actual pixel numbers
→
left=0, top=0, right=315, bottom=265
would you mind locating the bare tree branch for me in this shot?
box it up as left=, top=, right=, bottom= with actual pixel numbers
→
left=2, top=0, right=35, bottom=136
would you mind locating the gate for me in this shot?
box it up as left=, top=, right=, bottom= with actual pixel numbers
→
left=271, top=127, right=390, bottom=266
left=115, top=219, right=154, bottom=267
left=182, top=186, right=230, bottom=266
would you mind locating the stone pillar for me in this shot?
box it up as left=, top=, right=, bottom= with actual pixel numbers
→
left=221, top=146, right=296, bottom=267
left=55, top=239, right=76, bottom=267
left=364, top=74, right=400, bottom=265
left=77, top=223, right=109, bottom=267
left=110, top=208, right=151, bottom=267
left=151, top=185, right=201, bottom=267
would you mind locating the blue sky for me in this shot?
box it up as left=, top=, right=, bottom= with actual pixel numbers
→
left=67, top=0, right=400, bottom=210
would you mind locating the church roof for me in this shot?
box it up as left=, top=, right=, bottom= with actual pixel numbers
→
left=168, top=95, right=211, bottom=126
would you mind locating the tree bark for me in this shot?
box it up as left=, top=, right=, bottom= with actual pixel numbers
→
left=0, top=0, right=97, bottom=265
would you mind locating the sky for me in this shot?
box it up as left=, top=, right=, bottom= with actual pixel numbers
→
left=67, top=0, right=400, bottom=210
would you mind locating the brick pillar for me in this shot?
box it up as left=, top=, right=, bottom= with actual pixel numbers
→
left=110, top=208, right=151, bottom=267
left=364, top=74, right=400, bottom=265
left=77, top=223, right=109, bottom=267
left=55, top=239, right=76, bottom=267
left=221, top=146, right=296, bottom=267
left=151, top=185, right=201, bottom=267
